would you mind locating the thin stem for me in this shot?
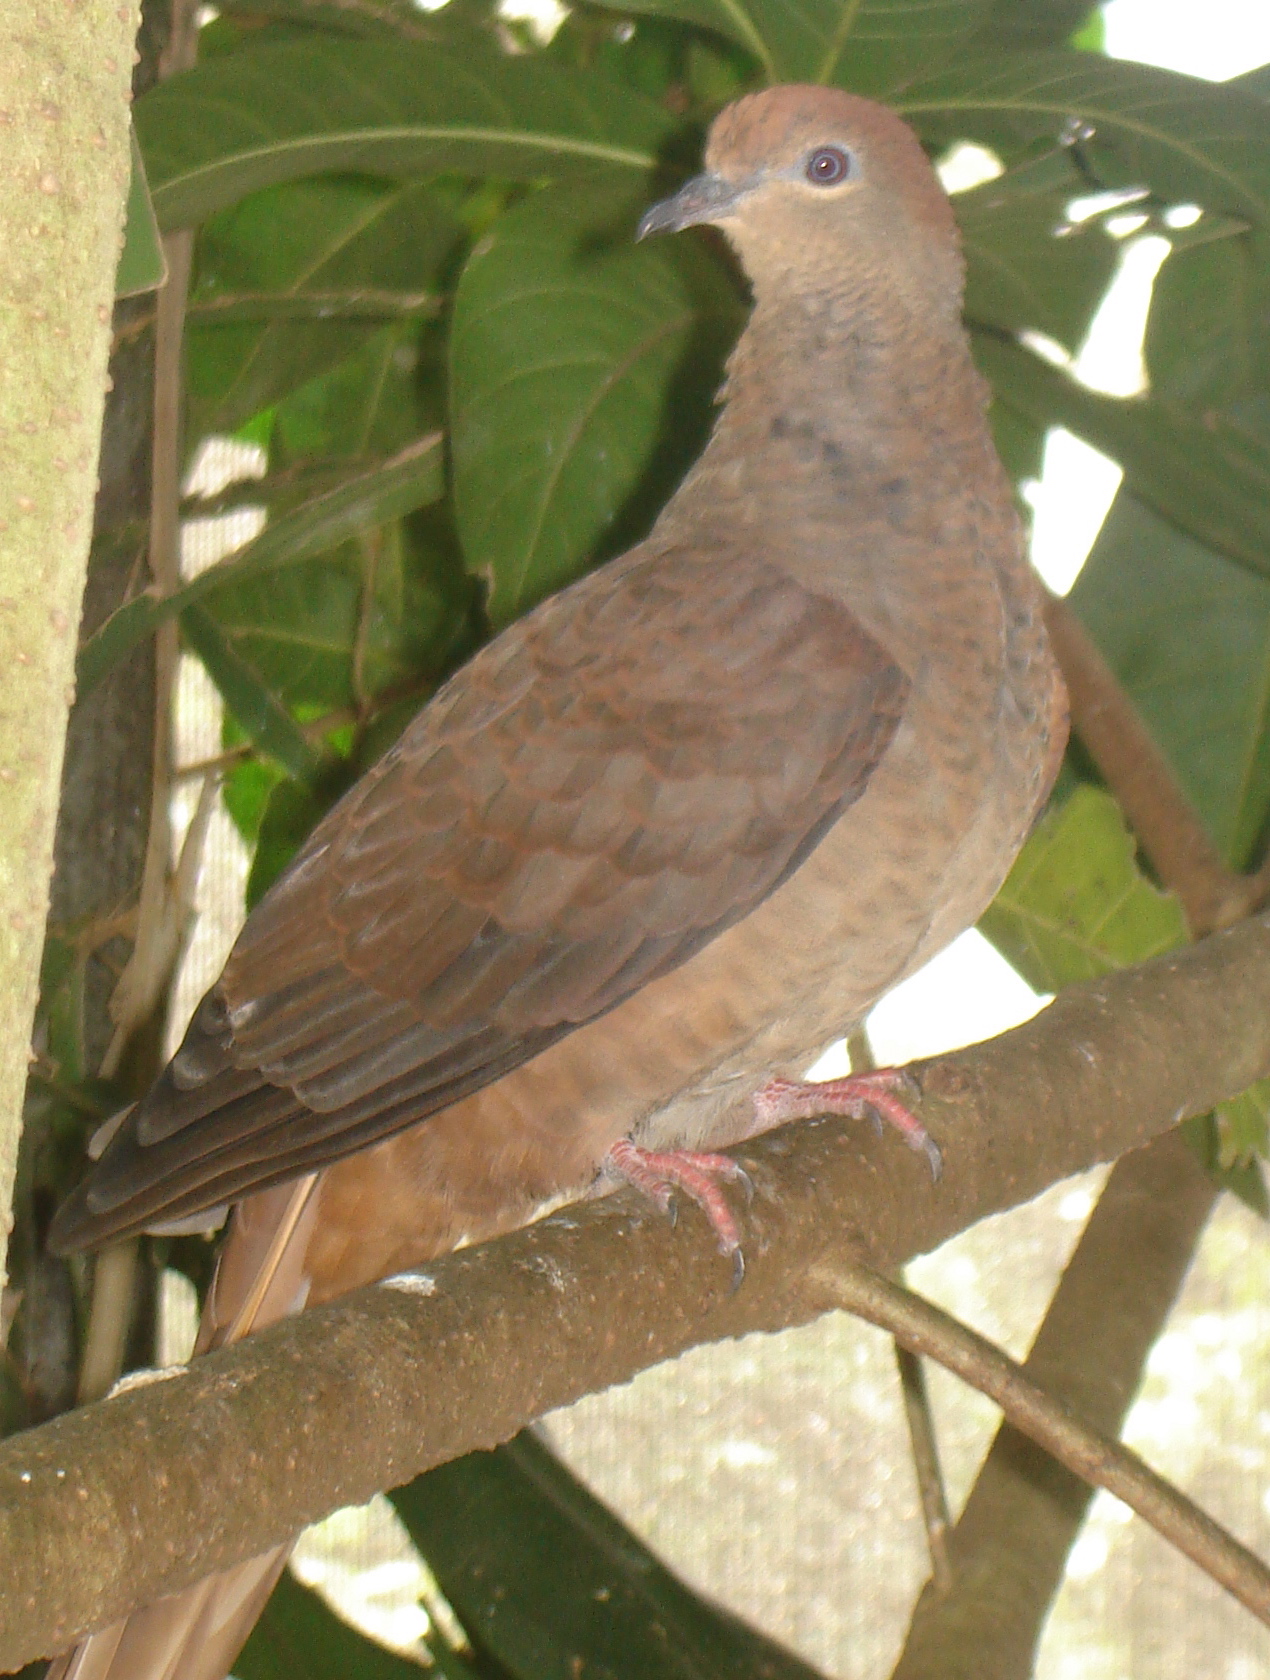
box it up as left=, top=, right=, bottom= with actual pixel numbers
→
left=812, top=1260, right=1270, bottom=1627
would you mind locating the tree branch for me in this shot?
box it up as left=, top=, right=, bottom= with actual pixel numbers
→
left=812, top=1243, right=1270, bottom=1626
left=5, top=911, right=1270, bottom=1666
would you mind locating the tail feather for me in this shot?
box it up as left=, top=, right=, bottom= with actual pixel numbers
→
left=46, top=1177, right=324, bottom=1680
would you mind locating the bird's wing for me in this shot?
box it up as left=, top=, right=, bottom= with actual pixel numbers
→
left=51, top=543, right=907, bottom=1250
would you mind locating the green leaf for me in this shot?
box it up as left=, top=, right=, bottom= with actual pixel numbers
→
left=236, top=1565, right=424, bottom=1680
left=955, top=152, right=1117, bottom=350
left=187, top=177, right=460, bottom=434
left=580, top=0, right=991, bottom=90
left=1145, top=232, right=1259, bottom=411
left=1069, top=489, right=1270, bottom=870
left=391, top=1431, right=829, bottom=1680
left=76, top=434, right=445, bottom=698
left=976, top=0, right=1100, bottom=49
left=245, top=776, right=330, bottom=907
left=971, top=333, right=1270, bottom=581
left=1214, top=1079, right=1270, bottom=1171
left=979, top=785, right=1187, bottom=993
left=115, top=126, right=167, bottom=298
left=897, top=51, right=1270, bottom=229
left=181, top=604, right=320, bottom=780
left=269, top=319, right=443, bottom=465
left=204, top=512, right=466, bottom=712
left=450, top=179, right=744, bottom=626
left=135, top=39, right=673, bottom=230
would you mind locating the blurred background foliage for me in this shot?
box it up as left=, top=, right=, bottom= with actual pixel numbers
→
left=7, top=0, right=1270, bottom=1672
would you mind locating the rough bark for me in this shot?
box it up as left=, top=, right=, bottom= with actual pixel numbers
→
left=4, top=910, right=1270, bottom=1668
left=0, top=2, right=142, bottom=1292
left=8, top=0, right=173, bottom=1432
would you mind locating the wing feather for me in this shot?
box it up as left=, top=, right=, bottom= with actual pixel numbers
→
left=50, top=540, right=907, bottom=1253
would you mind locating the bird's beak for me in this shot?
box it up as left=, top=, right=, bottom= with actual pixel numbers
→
left=637, top=172, right=744, bottom=239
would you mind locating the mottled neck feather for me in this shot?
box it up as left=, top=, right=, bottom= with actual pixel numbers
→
left=650, top=269, right=1037, bottom=687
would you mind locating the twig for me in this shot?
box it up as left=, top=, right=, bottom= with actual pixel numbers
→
left=848, top=1023, right=954, bottom=1593
left=811, top=1259, right=1270, bottom=1625
left=895, top=1345, right=953, bottom=1596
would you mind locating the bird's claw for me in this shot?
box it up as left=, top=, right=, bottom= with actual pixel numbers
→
left=752, top=1067, right=940, bottom=1180
left=605, top=1139, right=751, bottom=1279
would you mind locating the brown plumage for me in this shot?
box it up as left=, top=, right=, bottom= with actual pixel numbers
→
left=47, top=84, right=1066, bottom=1679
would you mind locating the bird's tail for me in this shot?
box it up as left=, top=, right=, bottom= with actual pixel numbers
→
left=44, top=1176, right=324, bottom=1680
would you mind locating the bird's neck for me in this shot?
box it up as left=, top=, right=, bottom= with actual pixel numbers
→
left=722, top=286, right=984, bottom=489
left=660, top=285, right=1021, bottom=623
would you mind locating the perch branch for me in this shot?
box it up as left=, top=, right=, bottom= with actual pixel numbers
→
left=5, top=912, right=1270, bottom=1665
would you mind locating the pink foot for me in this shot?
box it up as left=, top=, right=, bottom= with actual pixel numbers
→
left=606, top=1138, right=752, bottom=1281
left=753, top=1068, right=941, bottom=1181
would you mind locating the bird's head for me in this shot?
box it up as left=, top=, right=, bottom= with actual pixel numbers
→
left=639, top=85, right=963, bottom=320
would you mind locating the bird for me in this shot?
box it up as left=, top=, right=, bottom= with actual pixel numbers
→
left=45, top=83, right=1066, bottom=1680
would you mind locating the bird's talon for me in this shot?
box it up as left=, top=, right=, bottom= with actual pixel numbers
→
left=923, top=1135, right=943, bottom=1183
left=730, top=1247, right=746, bottom=1291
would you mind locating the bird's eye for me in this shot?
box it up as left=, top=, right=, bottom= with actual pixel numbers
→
left=805, top=146, right=853, bottom=186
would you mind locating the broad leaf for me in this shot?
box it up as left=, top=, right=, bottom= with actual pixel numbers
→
left=77, top=435, right=445, bottom=698
left=975, top=0, right=1100, bottom=48
left=1145, top=232, right=1260, bottom=411
left=972, top=332, right=1270, bottom=581
left=580, top=0, right=991, bottom=92
left=956, top=152, right=1117, bottom=350
left=898, top=51, right=1270, bottom=230
left=187, top=177, right=461, bottom=435
left=450, top=179, right=744, bottom=625
left=205, top=515, right=467, bottom=711
left=115, top=127, right=167, bottom=298
left=135, top=39, right=673, bottom=229
left=980, top=786, right=1187, bottom=993
left=269, top=319, right=445, bottom=465
left=391, top=1430, right=829, bottom=1680
left=1069, top=489, right=1270, bottom=871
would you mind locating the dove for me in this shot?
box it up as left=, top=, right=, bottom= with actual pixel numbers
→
left=46, top=83, right=1065, bottom=1680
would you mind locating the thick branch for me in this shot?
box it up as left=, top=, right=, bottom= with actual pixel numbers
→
left=0, top=3, right=140, bottom=1290
left=5, top=911, right=1270, bottom=1667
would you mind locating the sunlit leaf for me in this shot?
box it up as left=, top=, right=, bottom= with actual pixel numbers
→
left=980, top=785, right=1187, bottom=993
left=115, top=127, right=167, bottom=298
